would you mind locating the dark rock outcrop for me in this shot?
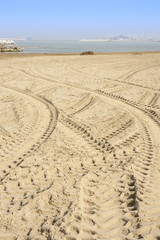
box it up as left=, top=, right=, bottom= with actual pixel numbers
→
left=0, top=47, right=23, bottom=52
left=80, top=51, right=94, bottom=55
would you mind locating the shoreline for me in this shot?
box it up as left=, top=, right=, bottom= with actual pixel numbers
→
left=0, top=50, right=160, bottom=58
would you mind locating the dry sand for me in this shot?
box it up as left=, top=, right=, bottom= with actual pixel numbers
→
left=0, top=52, right=160, bottom=239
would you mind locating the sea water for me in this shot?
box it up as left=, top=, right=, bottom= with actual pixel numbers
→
left=15, top=40, right=160, bottom=54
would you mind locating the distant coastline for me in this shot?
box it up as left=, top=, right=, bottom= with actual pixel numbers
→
left=0, top=38, right=160, bottom=54
left=13, top=39, right=160, bottom=54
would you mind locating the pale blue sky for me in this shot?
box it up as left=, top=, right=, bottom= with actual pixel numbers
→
left=0, top=0, right=160, bottom=39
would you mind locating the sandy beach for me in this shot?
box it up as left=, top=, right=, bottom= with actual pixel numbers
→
left=0, top=52, right=160, bottom=239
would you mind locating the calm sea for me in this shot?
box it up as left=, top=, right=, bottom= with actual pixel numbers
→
left=15, top=40, right=160, bottom=54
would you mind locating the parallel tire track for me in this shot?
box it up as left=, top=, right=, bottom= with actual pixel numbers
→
left=0, top=84, right=58, bottom=182
left=5, top=63, right=160, bottom=238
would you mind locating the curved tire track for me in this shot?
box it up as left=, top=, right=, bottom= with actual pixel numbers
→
left=5, top=63, right=160, bottom=238
left=0, top=84, right=58, bottom=182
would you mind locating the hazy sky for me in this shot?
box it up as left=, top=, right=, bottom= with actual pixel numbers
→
left=0, top=0, right=160, bottom=39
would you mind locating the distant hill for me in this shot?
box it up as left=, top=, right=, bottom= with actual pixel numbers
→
left=80, top=35, right=136, bottom=42
left=109, top=35, right=135, bottom=41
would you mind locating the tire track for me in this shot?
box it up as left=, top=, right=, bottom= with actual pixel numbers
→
left=97, top=90, right=160, bottom=126
left=0, top=84, right=58, bottom=182
left=59, top=93, right=159, bottom=238
left=66, top=64, right=160, bottom=93
left=66, top=172, right=141, bottom=240
left=149, top=93, right=159, bottom=106
left=6, top=62, right=160, bottom=238
left=66, top=93, right=94, bottom=116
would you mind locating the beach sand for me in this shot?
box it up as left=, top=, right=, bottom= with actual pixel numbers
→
left=0, top=52, right=160, bottom=239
